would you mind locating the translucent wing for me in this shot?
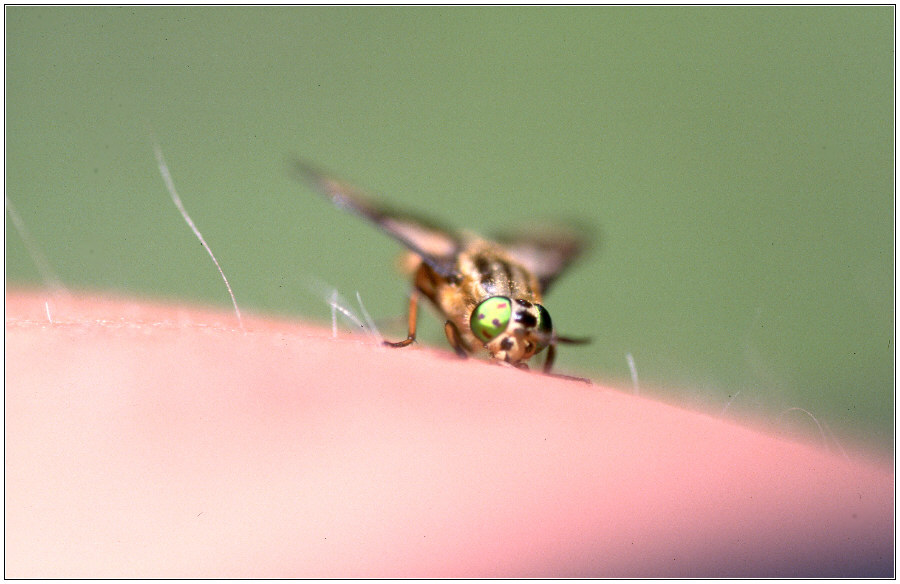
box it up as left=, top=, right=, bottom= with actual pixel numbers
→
left=294, top=159, right=461, bottom=278
left=495, top=226, right=590, bottom=292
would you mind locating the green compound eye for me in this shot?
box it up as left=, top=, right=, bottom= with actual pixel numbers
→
left=470, top=296, right=513, bottom=343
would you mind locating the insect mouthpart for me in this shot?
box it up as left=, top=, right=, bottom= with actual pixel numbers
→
left=470, top=296, right=554, bottom=364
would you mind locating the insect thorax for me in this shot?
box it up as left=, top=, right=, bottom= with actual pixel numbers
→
left=458, top=244, right=543, bottom=304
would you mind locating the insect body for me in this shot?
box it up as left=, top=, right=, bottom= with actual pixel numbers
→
left=295, top=160, right=589, bottom=374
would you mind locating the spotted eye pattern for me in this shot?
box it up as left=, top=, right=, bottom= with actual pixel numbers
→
left=470, top=296, right=512, bottom=343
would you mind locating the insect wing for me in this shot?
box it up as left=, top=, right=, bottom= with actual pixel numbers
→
left=496, top=227, right=588, bottom=292
left=295, top=159, right=460, bottom=278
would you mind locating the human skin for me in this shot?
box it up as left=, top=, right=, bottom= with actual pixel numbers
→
left=5, top=290, right=893, bottom=578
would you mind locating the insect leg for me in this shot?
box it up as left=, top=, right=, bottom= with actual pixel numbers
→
left=543, top=343, right=557, bottom=373
left=443, top=320, right=470, bottom=358
left=556, top=335, right=592, bottom=345
left=543, top=344, right=592, bottom=383
left=384, top=289, right=419, bottom=348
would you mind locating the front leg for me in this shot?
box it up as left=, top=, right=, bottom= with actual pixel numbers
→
left=443, top=320, right=471, bottom=358
left=384, top=290, right=419, bottom=348
left=543, top=343, right=557, bottom=373
left=544, top=346, right=592, bottom=384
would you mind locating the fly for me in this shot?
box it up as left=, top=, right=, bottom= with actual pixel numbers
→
left=294, top=159, right=590, bottom=376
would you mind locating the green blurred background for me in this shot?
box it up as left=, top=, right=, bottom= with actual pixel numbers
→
left=6, top=7, right=894, bottom=455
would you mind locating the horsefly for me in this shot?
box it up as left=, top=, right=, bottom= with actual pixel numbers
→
left=295, top=160, right=590, bottom=376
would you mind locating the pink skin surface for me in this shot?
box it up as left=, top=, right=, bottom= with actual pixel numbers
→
left=5, top=290, right=893, bottom=577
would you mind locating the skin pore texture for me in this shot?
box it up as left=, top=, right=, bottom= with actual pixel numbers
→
left=5, top=290, right=893, bottom=577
